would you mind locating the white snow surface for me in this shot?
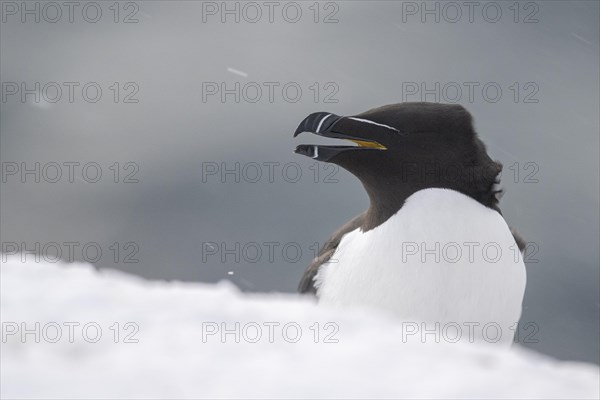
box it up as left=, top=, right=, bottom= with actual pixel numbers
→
left=1, top=256, right=598, bottom=399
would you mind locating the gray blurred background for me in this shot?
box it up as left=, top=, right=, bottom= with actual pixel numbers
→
left=1, top=1, right=598, bottom=364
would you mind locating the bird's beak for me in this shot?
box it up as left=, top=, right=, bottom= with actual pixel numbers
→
left=293, top=112, right=387, bottom=162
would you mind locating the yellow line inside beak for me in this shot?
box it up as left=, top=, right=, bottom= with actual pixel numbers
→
left=348, top=140, right=387, bottom=150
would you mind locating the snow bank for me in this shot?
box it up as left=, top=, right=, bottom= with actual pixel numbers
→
left=1, top=256, right=598, bottom=399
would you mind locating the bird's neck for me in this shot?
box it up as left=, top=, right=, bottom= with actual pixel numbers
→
left=361, top=181, right=420, bottom=231
left=360, top=179, right=502, bottom=232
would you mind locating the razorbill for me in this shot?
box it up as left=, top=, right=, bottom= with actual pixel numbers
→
left=294, top=102, right=526, bottom=345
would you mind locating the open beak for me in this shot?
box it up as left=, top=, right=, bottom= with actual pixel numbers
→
left=293, top=112, right=386, bottom=161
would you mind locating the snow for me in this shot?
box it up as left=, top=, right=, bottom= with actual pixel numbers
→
left=226, top=67, right=249, bottom=78
left=1, top=256, right=598, bottom=399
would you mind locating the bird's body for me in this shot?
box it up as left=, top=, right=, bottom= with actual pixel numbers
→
left=293, top=102, right=527, bottom=345
left=315, top=188, right=525, bottom=345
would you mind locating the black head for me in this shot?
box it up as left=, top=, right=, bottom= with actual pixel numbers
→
left=294, top=102, right=502, bottom=230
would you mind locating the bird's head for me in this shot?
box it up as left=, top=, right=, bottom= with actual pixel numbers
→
left=294, top=102, right=502, bottom=224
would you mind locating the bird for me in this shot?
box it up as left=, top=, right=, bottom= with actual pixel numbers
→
left=293, top=102, right=527, bottom=345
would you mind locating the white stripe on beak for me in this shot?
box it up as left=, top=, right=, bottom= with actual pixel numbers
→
left=316, top=114, right=332, bottom=133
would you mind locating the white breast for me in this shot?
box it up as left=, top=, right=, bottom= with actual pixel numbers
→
left=315, top=188, right=526, bottom=346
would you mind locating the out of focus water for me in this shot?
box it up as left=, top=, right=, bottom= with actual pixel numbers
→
left=1, top=1, right=598, bottom=364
